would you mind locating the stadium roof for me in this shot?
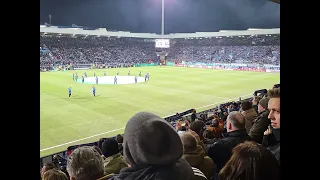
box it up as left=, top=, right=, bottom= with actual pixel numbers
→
left=40, top=26, right=279, bottom=39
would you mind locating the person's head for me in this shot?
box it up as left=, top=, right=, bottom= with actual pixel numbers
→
left=101, top=138, right=120, bottom=158
left=179, top=132, right=197, bottom=153
left=41, top=163, right=57, bottom=177
left=67, top=146, right=104, bottom=180
left=42, top=169, right=68, bottom=180
left=189, top=120, right=205, bottom=137
left=203, top=129, right=215, bottom=139
left=226, top=111, right=245, bottom=132
left=123, top=112, right=183, bottom=166
left=211, top=119, right=219, bottom=127
left=258, top=97, right=270, bottom=113
left=267, top=88, right=280, bottom=129
left=116, top=134, right=123, bottom=144
left=252, top=96, right=262, bottom=105
left=219, top=141, right=280, bottom=180
left=241, top=100, right=252, bottom=111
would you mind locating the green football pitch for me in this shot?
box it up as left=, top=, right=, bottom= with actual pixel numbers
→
left=40, top=66, right=279, bottom=157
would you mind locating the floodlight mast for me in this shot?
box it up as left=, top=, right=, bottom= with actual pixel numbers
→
left=161, top=0, right=165, bottom=35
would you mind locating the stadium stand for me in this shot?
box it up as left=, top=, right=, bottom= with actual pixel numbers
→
left=41, top=34, right=279, bottom=71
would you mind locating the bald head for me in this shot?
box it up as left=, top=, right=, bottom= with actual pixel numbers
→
left=179, top=132, right=197, bottom=153
left=227, top=111, right=245, bottom=131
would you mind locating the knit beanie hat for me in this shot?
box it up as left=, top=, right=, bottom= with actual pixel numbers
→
left=123, top=112, right=183, bottom=166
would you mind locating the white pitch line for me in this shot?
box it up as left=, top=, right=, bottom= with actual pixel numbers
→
left=40, top=93, right=253, bottom=152
left=40, top=127, right=125, bottom=152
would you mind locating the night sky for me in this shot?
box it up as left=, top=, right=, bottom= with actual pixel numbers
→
left=40, top=0, right=280, bottom=34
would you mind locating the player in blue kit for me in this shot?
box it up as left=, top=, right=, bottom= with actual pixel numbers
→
left=92, top=86, right=96, bottom=97
left=114, top=76, right=117, bottom=84
left=135, top=76, right=138, bottom=83
left=96, top=76, right=98, bottom=84
left=68, top=87, right=72, bottom=97
left=82, top=76, right=84, bottom=83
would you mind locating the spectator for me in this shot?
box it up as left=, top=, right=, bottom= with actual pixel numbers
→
left=240, top=100, right=258, bottom=133
left=252, top=96, right=262, bottom=114
left=249, top=97, right=270, bottom=144
left=202, top=129, right=217, bottom=145
left=190, top=120, right=205, bottom=141
left=41, top=163, right=58, bottom=177
left=42, top=169, right=68, bottom=180
left=219, top=141, right=280, bottom=180
left=262, top=88, right=280, bottom=163
left=107, top=112, right=207, bottom=180
left=115, top=134, right=124, bottom=155
left=207, top=111, right=251, bottom=173
left=189, top=120, right=206, bottom=151
left=101, top=138, right=128, bottom=175
left=180, top=132, right=216, bottom=179
left=67, top=146, right=105, bottom=180
left=191, top=109, right=197, bottom=122
left=205, top=115, right=224, bottom=139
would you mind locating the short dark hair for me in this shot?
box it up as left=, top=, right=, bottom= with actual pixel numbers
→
left=190, top=120, right=205, bottom=137
left=203, top=129, right=215, bottom=139
left=241, top=100, right=252, bottom=111
left=116, top=134, right=123, bottom=143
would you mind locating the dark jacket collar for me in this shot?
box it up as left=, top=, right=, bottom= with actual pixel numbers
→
left=226, top=129, right=248, bottom=137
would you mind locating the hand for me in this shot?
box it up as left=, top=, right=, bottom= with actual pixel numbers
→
left=184, top=120, right=190, bottom=130
left=264, top=125, right=272, bottom=136
left=176, top=121, right=181, bottom=131
left=252, top=98, right=258, bottom=105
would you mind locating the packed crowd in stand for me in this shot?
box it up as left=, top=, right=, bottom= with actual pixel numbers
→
left=40, top=34, right=280, bottom=69
left=40, top=87, right=280, bottom=180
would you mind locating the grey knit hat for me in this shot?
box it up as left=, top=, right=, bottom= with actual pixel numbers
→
left=123, top=112, right=183, bottom=166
